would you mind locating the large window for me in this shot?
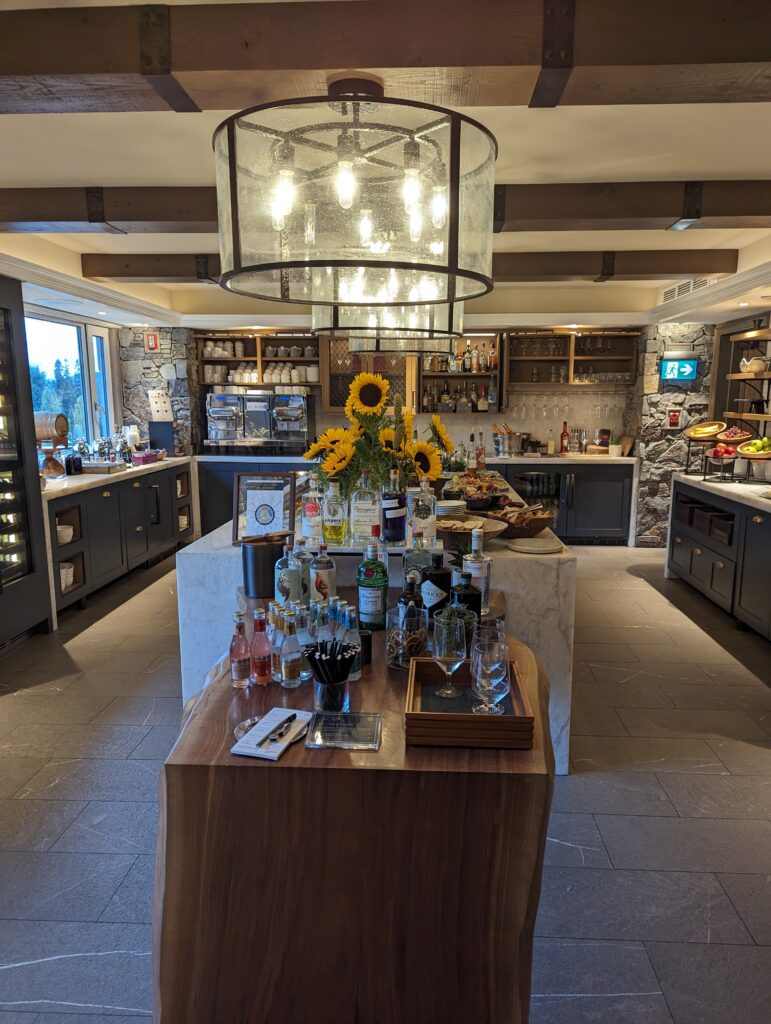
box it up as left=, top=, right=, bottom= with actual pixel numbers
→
left=24, top=316, right=114, bottom=442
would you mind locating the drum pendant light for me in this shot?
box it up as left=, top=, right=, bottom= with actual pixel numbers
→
left=310, top=301, right=463, bottom=353
left=213, top=78, right=497, bottom=307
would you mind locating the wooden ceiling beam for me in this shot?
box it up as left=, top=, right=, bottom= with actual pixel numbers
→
left=0, top=1, right=769, bottom=112
left=5, top=182, right=771, bottom=234
left=81, top=249, right=738, bottom=284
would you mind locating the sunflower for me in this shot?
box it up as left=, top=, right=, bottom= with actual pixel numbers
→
left=322, top=440, right=355, bottom=477
left=410, top=441, right=442, bottom=480
left=430, top=413, right=454, bottom=454
left=348, top=372, right=390, bottom=417
left=379, top=427, right=406, bottom=458
left=344, top=394, right=360, bottom=425
left=320, top=426, right=355, bottom=447
left=402, top=407, right=414, bottom=441
left=303, top=439, right=328, bottom=460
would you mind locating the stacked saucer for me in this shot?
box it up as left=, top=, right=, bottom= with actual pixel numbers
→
left=436, top=499, right=467, bottom=517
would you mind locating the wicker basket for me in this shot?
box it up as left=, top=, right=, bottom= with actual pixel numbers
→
left=485, top=509, right=555, bottom=538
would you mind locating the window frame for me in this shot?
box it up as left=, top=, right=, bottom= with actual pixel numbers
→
left=23, top=310, right=117, bottom=442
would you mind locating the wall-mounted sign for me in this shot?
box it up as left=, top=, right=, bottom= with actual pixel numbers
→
left=668, top=409, right=681, bottom=428
left=144, top=331, right=160, bottom=353
left=660, top=358, right=698, bottom=382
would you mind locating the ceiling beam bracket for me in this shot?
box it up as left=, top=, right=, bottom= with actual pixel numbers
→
left=85, top=187, right=105, bottom=225
left=195, top=254, right=217, bottom=281
left=595, top=251, right=616, bottom=282
left=139, top=4, right=200, bottom=113
left=668, top=180, right=703, bottom=230
left=529, top=0, right=575, bottom=109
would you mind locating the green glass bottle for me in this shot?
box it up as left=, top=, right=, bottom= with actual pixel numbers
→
left=356, top=542, right=389, bottom=630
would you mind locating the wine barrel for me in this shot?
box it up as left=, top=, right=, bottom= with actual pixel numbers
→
left=34, top=412, right=69, bottom=440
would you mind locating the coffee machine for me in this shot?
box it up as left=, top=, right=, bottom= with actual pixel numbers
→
left=205, top=392, right=242, bottom=441
left=270, top=394, right=314, bottom=449
left=204, top=389, right=314, bottom=452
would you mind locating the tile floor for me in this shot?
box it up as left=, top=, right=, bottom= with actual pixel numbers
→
left=0, top=547, right=769, bottom=1022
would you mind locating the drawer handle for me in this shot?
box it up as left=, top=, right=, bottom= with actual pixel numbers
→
left=101, top=490, right=111, bottom=498
left=674, top=537, right=682, bottom=544
left=752, top=515, right=763, bottom=524
left=132, top=481, right=142, bottom=489
left=135, top=525, right=144, bottom=533
left=716, top=561, right=725, bottom=569
left=693, top=548, right=702, bottom=556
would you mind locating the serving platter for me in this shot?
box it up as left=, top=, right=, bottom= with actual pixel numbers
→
left=684, top=421, right=727, bottom=440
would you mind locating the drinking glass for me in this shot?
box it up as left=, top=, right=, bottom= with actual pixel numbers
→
left=473, top=617, right=505, bottom=642
left=432, top=617, right=466, bottom=698
left=471, top=638, right=510, bottom=715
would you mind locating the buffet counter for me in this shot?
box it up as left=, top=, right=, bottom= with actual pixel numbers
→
left=154, top=625, right=553, bottom=1024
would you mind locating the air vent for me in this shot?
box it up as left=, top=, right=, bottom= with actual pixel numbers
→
left=660, top=277, right=719, bottom=304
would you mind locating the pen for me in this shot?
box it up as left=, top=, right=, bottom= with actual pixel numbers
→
left=256, top=712, right=297, bottom=747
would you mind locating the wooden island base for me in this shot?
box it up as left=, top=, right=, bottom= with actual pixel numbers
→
left=154, top=627, right=554, bottom=1024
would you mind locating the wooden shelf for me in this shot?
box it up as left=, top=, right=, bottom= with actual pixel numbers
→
left=723, top=411, right=771, bottom=421
left=726, top=371, right=771, bottom=380
left=422, top=371, right=497, bottom=378
left=509, top=355, right=568, bottom=362
left=262, top=356, right=319, bottom=362
left=728, top=327, right=771, bottom=343
left=200, top=356, right=258, bottom=362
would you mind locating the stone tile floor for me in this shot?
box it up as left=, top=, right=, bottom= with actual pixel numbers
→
left=0, top=547, right=768, bottom=1022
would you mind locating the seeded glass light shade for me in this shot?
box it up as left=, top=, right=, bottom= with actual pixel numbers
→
left=346, top=335, right=455, bottom=354
left=213, top=80, right=497, bottom=306
left=311, top=301, right=463, bottom=342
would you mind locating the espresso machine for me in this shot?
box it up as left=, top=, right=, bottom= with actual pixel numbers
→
left=205, top=392, right=242, bottom=441
left=204, top=389, right=314, bottom=452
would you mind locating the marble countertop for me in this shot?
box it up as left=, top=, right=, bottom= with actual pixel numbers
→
left=486, top=455, right=638, bottom=465
left=195, top=454, right=308, bottom=464
left=672, top=472, right=771, bottom=513
left=41, top=456, right=192, bottom=500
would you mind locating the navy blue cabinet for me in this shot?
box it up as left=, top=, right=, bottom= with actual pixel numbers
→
left=734, top=506, right=771, bottom=637
left=560, top=467, right=633, bottom=540
left=85, top=485, right=126, bottom=588
left=198, top=460, right=307, bottom=535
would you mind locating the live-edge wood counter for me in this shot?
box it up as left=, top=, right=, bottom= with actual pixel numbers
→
left=154, top=631, right=554, bottom=1024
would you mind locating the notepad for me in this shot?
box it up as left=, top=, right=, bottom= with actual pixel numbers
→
left=230, top=708, right=314, bottom=761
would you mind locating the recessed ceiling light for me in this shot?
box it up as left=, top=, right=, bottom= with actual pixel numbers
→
left=738, top=302, right=750, bottom=307
left=96, top=310, right=107, bottom=315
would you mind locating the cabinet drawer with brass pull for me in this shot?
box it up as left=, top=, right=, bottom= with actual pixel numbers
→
left=752, top=515, right=764, bottom=525
left=101, top=490, right=111, bottom=498
left=135, top=525, right=144, bottom=533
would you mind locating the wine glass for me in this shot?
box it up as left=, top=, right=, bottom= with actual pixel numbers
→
left=473, top=617, right=505, bottom=642
left=471, top=638, right=510, bottom=715
left=432, top=617, right=466, bottom=699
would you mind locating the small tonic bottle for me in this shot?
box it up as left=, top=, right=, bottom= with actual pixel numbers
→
left=249, top=607, right=272, bottom=686
left=229, top=610, right=251, bottom=689
left=270, top=605, right=285, bottom=683
left=279, top=609, right=302, bottom=689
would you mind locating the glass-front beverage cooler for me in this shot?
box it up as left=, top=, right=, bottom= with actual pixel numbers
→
left=0, top=276, right=50, bottom=644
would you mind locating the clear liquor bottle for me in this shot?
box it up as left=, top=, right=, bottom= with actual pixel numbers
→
left=274, top=541, right=301, bottom=604
left=420, top=551, right=451, bottom=621
left=301, top=473, right=324, bottom=542
left=462, top=528, right=492, bottom=614
left=310, top=543, right=337, bottom=602
left=322, top=480, right=346, bottom=545
left=463, top=339, right=472, bottom=371
left=335, top=600, right=349, bottom=638
left=294, top=604, right=313, bottom=681
left=229, top=611, right=251, bottom=689
left=289, top=536, right=313, bottom=602
left=343, top=606, right=362, bottom=681
left=467, top=432, right=477, bottom=471
left=402, top=530, right=431, bottom=589
left=357, top=542, right=389, bottom=630
left=412, top=477, right=436, bottom=543
left=279, top=609, right=303, bottom=689
left=381, top=469, right=407, bottom=545
left=266, top=600, right=279, bottom=644
left=349, top=471, right=381, bottom=546
left=476, top=429, right=486, bottom=470
left=315, top=604, right=335, bottom=645
left=456, top=386, right=472, bottom=414
left=477, top=385, right=489, bottom=413
left=371, top=523, right=389, bottom=569
left=249, top=608, right=272, bottom=686
left=328, top=595, right=341, bottom=635
left=270, top=606, right=285, bottom=682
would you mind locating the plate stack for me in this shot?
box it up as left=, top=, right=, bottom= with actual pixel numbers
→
left=436, top=499, right=467, bottom=518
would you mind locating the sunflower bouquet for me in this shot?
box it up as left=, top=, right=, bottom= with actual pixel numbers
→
left=303, top=371, right=445, bottom=498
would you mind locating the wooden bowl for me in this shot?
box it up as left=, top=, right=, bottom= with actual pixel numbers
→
left=436, top=514, right=508, bottom=552
left=716, top=428, right=753, bottom=443
left=737, top=441, right=771, bottom=460
left=486, top=510, right=555, bottom=538
left=684, top=421, right=726, bottom=441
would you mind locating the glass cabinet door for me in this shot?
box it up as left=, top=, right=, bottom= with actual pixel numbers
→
left=0, top=310, right=32, bottom=587
left=321, top=338, right=417, bottom=413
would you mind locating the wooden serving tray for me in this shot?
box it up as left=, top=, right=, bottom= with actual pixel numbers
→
left=405, top=658, right=534, bottom=750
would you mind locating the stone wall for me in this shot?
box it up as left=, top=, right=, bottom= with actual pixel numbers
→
left=634, top=323, right=715, bottom=546
left=117, top=327, right=201, bottom=453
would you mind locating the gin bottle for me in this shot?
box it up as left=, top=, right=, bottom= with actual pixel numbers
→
left=274, top=541, right=301, bottom=604
left=461, top=528, right=491, bottom=614
left=412, top=478, right=436, bottom=543
left=310, top=543, right=337, bottom=602
left=381, top=469, right=407, bottom=545
left=289, top=536, right=313, bottom=602
left=420, top=552, right=451, bottom=621
left=322, top=480, right=346, bottom=545
left=279, top=610, right=302, bottom=689
left=402, top=530, right=431, bottom=589
left=229, top=611, right=251, bottom=689
left=301, top=473, right=323, bottom=542
left=349, top=471, right=381, bottom=546
left=357, top=542, right=389, bottom=630
left=451, top=571, right=482, bottom=620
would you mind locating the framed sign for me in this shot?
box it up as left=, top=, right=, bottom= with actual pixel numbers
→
left=144, top=331, right=160, bottom=353
left=232, top=472, right=296, bottom=545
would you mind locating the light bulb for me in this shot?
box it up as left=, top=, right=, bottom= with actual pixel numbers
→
left=429, top=240, right=444, bottom=256
left=431, top=184, right=447, bottom=229
left=388, top=269, right=399, bottom=297
left=335, top=160, right=356, bottom=210
left=270, top=168, right=295, bottom=231
left=359, top=209, right=373, bottom=246
left=408, top=312, right=418, bottom=330
left=409, top=208, right=423, bottom=242
left=402, top=167, right=421, bottom=214
left=304, top=201, right=316, bottom=246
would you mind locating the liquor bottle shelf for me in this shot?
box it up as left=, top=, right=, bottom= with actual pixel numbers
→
left=421, top=371, right=497, bottom=378
left=722, top=411, right=771, bottom=421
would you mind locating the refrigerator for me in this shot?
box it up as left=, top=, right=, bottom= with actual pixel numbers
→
left=0, top=276, right=51, bottom=644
